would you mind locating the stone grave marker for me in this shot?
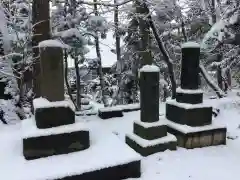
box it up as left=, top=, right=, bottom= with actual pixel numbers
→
left=165, top=42, right=227, bottom=149
left=22, top=39, right=141, bottom=180
left=126, top=65, right=177, bottom=156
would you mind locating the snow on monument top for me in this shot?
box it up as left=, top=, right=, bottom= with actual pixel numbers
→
left=39, top=40, right=65, bottom=48
left=181, top=42, right=200, bottom=49
left=140, top=65, right=160, bottom=72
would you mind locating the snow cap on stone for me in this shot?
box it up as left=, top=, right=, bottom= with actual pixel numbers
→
left=140, top=64, right=160, bottom=72
left=181, top=42, right=200, bottom=49
left=39, top=40, right=66, bottom=48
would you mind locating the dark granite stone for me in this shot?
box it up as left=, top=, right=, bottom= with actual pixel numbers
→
left=140, top=71, right=159, bottom=122
left=176, top=91, right=203, bottom=104
left=167, top=126, right=227, bottom=149
left=98, top=109, right=123, bottom=119
left=166, top=103, right=212, bottom=127
left=35, top=106, right=75, bottom=129
left=55, top=160, right=141, bottom=180
left=180, top=45, right=200, bottom=90
left=40, top=46, right=64, bottom=102
left=133, top=122, right=167, bottom=140
left=126, top=135, right=177, bottom=157
left=23, top=130, right=90, bottom=160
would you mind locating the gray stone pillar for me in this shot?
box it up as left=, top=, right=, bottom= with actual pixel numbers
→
left=140, top=66, right=159, bottom=122
left=39, top=41, right=64, bottom=102
left=180, top=42, right=200, bottom=90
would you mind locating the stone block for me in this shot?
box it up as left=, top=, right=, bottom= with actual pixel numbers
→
left=35, top=106, right=75, bottom=129
left=125, top=133, right=177, bottom=157
left=98, top=108, right=123, bottom=119
left=167, top=123, right=226, bottom=149
left=133, top=121, right=167, bottom=140
left=23, top=130, right=90, bottom=160
left=166, top=102, right=212, bottom=127
left=176, top=92, right=203, bottom=104
left=140, top=71, right=159, bottom=123
left=55, top=160, right=141, bottom=180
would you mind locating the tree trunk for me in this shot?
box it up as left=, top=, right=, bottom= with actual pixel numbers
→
left=148, top=15, right=177, bottom=99
left=93, top=0, right=108, bottom=107
left=135, top=0, right=153, bottom=66
left=199, top=64, right=225, bottom=98
left=32, top=0, right=50, bottom=98
left=114, top=0, right=123, bottom=105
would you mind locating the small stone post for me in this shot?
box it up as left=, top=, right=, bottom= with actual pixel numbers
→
left=126, top=65, right=177, bottom=156
left=180, top=42, right=200, bottom=90
left=39, top=40, right=65, bottom=102
left=140, top=66, right=159, bottom=122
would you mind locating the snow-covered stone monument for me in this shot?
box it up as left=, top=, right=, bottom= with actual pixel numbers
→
left=165, top=42, right=227, bottom=149
left=126, top=65, right=177, bottom=156
left=23, top=40, right=90, bottom=159
left=21, top=40, right=141, bottom=180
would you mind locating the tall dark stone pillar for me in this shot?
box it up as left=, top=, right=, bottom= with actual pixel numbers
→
left=140, top=70, right=159, bottom=122
left=165, top=42, right=226, bottom=149
left=126, top=65, right=177, bottom=156
left=180, top=43, right=200, bottom=90
left=39, top=44, right=64, bottom=102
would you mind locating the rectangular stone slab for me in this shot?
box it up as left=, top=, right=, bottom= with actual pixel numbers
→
left=133, top=121, right=167, bottom=140
left=176, top=92, right=203, bottom=104
left=23, top=130, right=90, bottom=160
left=35, top=106, right=75, bottom=129
left=126, top=133, right=177, bottom=157
left=166, top=122, right=227, bottom=149
left=166, top=101, right=212, bottom=127
left=98, top=107, right=123, bottom=119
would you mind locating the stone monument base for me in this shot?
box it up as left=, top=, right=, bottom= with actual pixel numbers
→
left=19, top=120, right=141, bottom=180
left=33, top=98, right=75, bottom=129
left=166, top=100, right=212, bottom=127
left=22, top=119, right=90, bottom=160
left=165, top=119, right=227, bottom=149
left=126, top=120, right=177, bottom=156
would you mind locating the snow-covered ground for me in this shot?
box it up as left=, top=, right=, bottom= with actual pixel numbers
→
left=0, top=94, right=240, bottom=180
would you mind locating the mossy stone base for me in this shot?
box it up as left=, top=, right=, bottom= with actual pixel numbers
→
left=98, top=109, right=123, bottom=119
left=125, top=134, right=177, bottom=157
left=55, top=160, right=141, bottom=180
left=23, top=130, right=90, bottom=160
left=35, top=106, right=75, bottom=129
left=176, top=92, right=203, bottom=104
left=133, top=122, right=167, bottom=140
left=166, top=102, right=212, bottom=127
left=167, top=126, right=227, bottom=149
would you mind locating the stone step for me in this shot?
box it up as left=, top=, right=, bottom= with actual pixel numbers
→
left=166, top=100, right=212, bottom=127
left=98, top=106, right=123, bottom=119
left=22, top=119, right=90, bottom=160
left=165, top=119, right=227, bottom=149
left=126, top=133, right=177, bottom=157
left=33, top=98, right=75, bottom=129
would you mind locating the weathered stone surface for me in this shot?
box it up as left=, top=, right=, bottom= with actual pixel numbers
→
left=40, top=46, right=64, bottom=102
left=35, top=106, right=75, bottom=129
left=98, top=109, right=123, bottom=119
left=180, top=44, right=200, bottom=90
left=167, top=126, right=226, bottom=149
left=133, top=122, right=167, bottom=140
left=213, top=130, right=227, bottom=145
left=125, top=135, right=177, bottom=157
left=55, top=160, right=141, bottom=180
left=140, top=71, right=159, bottom=122
left=176, top=92, right=203, bottom=104
left=23, top=130, right=90, bottom=160
left=166, top=103, right=212, bottom=127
